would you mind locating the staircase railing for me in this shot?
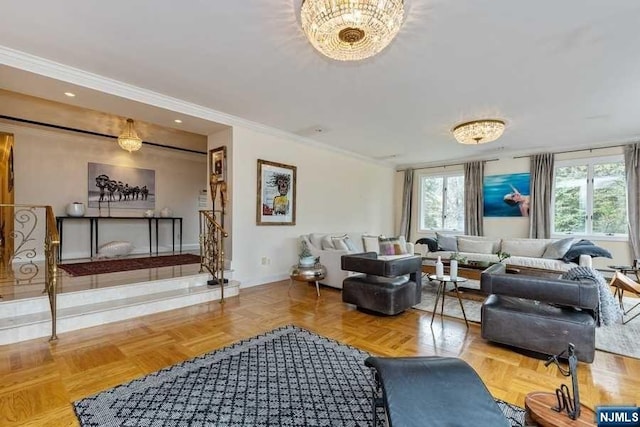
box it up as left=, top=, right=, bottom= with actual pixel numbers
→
left=44, top=206, right=60, bottom=341
left=199, top=210, right=228, bottom=302
left=0, top=204, right=60, bottom=341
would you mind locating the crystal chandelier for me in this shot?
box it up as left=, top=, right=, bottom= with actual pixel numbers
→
left=118, top=119, right=143, bottom=152
left=300, top=0, right=405, bottom=61
left=452, top=120, right=506, bottom=145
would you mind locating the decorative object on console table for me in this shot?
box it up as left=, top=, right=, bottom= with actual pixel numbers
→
left=256, top=159, right=296, bottom=226
left=66, top=202, right=85, bottom=217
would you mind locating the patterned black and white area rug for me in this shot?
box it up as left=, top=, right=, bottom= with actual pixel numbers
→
left=74, top=325, right=525, bottom=426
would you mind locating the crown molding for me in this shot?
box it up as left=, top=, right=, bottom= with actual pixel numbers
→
left=0, top=45, right=392, bottom=169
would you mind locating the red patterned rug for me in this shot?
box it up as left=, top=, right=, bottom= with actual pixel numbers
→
left=58, top=254, right=201, bottom=277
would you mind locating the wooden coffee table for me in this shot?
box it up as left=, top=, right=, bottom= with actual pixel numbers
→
left=524, top=392, right=595, bottom=426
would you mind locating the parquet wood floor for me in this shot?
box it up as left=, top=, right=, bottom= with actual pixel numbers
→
left=1, top=280, right=638, bottom=426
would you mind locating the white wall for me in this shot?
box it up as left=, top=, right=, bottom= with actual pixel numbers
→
left=407, top=149, right=632, bottom=269
left=4, top=122, right=206, bottom=260
left=224, top=126, right=395, bottom=287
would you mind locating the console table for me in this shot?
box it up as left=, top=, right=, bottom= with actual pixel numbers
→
left=56, top=216, right=182, bottom=259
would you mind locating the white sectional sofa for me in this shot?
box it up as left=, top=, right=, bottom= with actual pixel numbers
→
left=417, top=234, right=592, bottom=272
left=299, top=233, right=414, bottom=289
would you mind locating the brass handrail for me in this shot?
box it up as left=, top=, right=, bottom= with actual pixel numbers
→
left=0, top=204, right=59, bottom=341
left=44, top=206, right=60, bottom=341
left=199, top=210, right=228, bottom=302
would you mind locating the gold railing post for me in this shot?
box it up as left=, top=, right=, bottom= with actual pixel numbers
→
left=44, top=206, right=60, bottom=341
left=199, top=210, right=228, bottom=303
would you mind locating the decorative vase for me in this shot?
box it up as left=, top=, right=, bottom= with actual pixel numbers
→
left=435, top=256, right=444, bottom=278
left=450, top=259, right=458, bottom=280
left=143, top=210, right=155, bottom=218
left=160, top=207, right=172, bottom=218
left=66, top=202, right=85, bottom=217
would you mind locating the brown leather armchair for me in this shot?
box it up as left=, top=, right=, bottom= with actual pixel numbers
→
left=480, top=263, right=599, bottom=362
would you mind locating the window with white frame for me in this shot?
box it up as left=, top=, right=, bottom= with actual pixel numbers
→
left=552, top=156, right=627, bottom=237
left=419, top=172, right=465, bottom=232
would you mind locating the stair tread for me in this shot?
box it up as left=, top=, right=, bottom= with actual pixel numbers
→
left=0, top=282, right=239, bottom=329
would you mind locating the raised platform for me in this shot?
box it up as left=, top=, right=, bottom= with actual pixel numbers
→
left=0, top=257, right=238, bottom=345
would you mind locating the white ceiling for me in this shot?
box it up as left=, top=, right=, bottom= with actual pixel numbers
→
left=1, top=0, right=639, bottom=167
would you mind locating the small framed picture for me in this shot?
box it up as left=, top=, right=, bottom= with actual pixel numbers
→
left=209, top=146, right=226, bottom=183
left=256, top=159, right=296, bottom=226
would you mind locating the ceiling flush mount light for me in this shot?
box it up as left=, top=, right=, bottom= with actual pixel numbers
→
left=118, top=119, right=143, bottom=152
left=64, top=92, right=76, bottom=97
left=300, top=0, right=405, bottom=61
left=174, top=119, right=183, bottom=123
left=452, top=119, right=506, bottom=145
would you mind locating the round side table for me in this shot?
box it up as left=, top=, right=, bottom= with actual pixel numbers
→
left=428, top=274, right=469, bottom=328
left=289, top=263, right=326, bottom=297
left=525, top=392, right=595, bottom=426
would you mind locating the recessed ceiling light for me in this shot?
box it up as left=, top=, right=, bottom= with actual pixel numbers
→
left=174, top=119, right=183, bottom=124
left=64, top=92, right=76, bottom=97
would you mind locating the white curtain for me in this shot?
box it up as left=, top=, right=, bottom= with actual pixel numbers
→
left=529, top=153, right=554, bottom=238
left=398, top=169, right=413, bottom=239
left=464, top=161, right=484, bottom=236
left=625, top=143, right=640, bottom=260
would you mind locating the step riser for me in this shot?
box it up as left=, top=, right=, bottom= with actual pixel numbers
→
left=0, top=277, right=239, bottom=345
left=0, top=271, right=233, bottom=318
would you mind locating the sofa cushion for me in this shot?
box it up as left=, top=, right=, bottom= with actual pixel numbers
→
left=457, top=238, right=494, bottom=254
left=456, top=235, right=502, bottom=254
left=379, top=236, right=409, bottom=256
left=436, top=232, right=458, bottom=252
left=501, top=238, right=549, bottom=258
left=542, top=237, right=579, bottom=259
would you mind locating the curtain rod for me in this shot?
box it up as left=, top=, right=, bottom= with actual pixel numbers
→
left=396, top=158, right=499, bottom=172
left=0, top=114, right=207, bottom=155
left=512, top=143, right=629, bottom=159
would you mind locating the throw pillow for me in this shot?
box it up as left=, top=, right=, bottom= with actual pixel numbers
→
left=435, top=232, right=457, bottom=252
left=542, top=237, right=579, bottom=259
left=331, top=234, right=357, bottom=251
left=415, top=237, right=439, bottom=252
left=562, top=242, right=613, bottom=263
left=457, top=238, right=493, bottom=254
left=378, top=236, right=409, bottom=256
left=321, top=235, right=335, bottom=250
left=362, top=235, right=381, bottom=253
left=96, top=240, right=133, bottom=258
